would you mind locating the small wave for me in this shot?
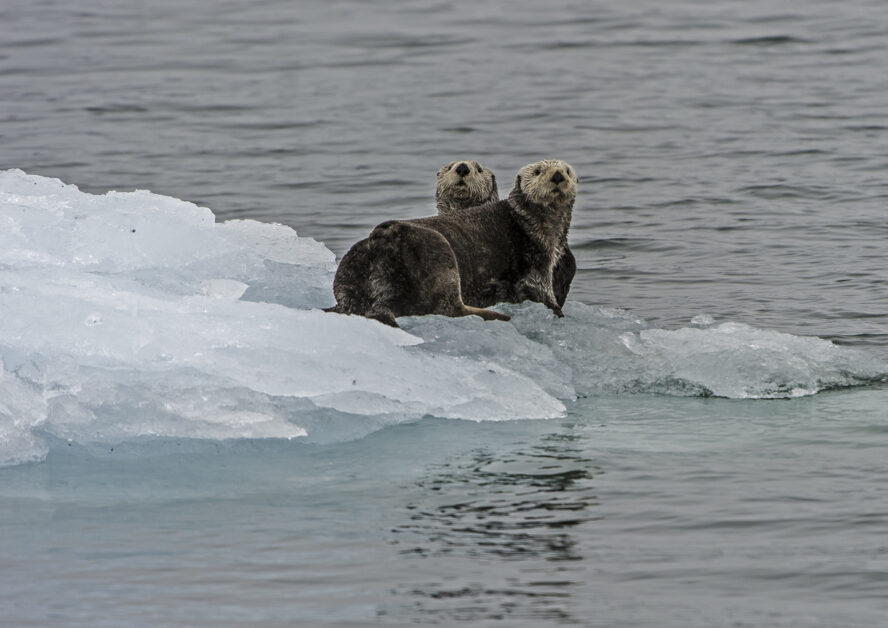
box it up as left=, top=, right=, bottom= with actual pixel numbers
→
left=731, top=35, right=810, bottom=46
left=735, top=184, right=830, bottom=200
left=85, top=104, right=151, bottom=116
left=572, top=237, right=656, bottom=252
left=334, top=33, right=474, bottom=51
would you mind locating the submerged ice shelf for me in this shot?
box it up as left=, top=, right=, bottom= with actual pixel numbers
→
left=0, top=170, right=884, bottom=466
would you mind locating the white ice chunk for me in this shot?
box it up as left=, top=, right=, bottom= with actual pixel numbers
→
left=0, top=359, right=48, bottom=467
left=616, top=322, right=885, bottom=398
left=690, top=313, right=716, bottom=327
left=215, top=219, right=335, bottom=268
left=0, top=170, right=566, bottom=465
left=498, top=302, right=884, bottom=398
left=201, top=279, right=249, bottom=300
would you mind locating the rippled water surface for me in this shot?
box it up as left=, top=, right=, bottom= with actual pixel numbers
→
left=1, top=0, right=887, bottom=626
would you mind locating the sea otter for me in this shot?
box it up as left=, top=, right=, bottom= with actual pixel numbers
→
left=435, top=159, right=499, bottom=214
left=435, top=159, right=575, bottom=308
left=328, top=159, right=577, bottom=327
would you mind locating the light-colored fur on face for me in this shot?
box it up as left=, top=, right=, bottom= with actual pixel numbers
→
left=513, top=159, right=578, bottom=208
left=435, top=159, right=499, bottom=214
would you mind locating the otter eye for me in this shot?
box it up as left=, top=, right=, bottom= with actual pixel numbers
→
left=533, top=168, right=541, bottom=176
left=476, top=165, right=483, bottom=173
left=567, top=168, right=573, bottom=177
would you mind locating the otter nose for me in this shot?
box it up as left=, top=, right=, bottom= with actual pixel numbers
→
left=551, top=170, right=565, bottom=185
left=455, top=162, right=470, bottom=177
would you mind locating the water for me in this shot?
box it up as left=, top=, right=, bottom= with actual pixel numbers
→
left=1, top=0, right=887, bottom=625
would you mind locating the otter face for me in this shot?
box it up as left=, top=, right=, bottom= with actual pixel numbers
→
left=436, top=159, right=499, bottom=213
left=514, top=160, right=577, bottom=207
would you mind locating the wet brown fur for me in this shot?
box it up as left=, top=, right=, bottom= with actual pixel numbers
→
left=435, top=159, right=499, bottom=214
left=436, top=160, right=576, bottom=308
left=328, top=160, right=577, bottom=327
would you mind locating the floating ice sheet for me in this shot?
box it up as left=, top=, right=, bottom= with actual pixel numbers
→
left=0, top=170, right=564, bottom=465
left=0, top=170, right=884, bottom=465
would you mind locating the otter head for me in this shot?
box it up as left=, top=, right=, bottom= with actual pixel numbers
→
left=511, top=159, right=577, bottom=209
left=435, top=159, right=499, bottom=214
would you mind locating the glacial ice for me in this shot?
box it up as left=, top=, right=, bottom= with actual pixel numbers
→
left=0, top=169, right=885, bottom=466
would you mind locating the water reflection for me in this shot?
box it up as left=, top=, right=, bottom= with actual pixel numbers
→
left=390, top=429, right=600, bottom=623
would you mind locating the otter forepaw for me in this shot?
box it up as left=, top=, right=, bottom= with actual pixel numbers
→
left=548, top=303, right=564, bottom=318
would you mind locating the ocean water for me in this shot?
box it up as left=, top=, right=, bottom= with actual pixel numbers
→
left=1, top=0, right=887, bottom=626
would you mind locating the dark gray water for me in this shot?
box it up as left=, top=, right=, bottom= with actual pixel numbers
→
left=1, top=0, right=887, bottom=626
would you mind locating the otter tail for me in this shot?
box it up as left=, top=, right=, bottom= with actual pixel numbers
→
left=324, top=302, right=399, bottom=327
left=462, top=305, right=510, bottom=322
